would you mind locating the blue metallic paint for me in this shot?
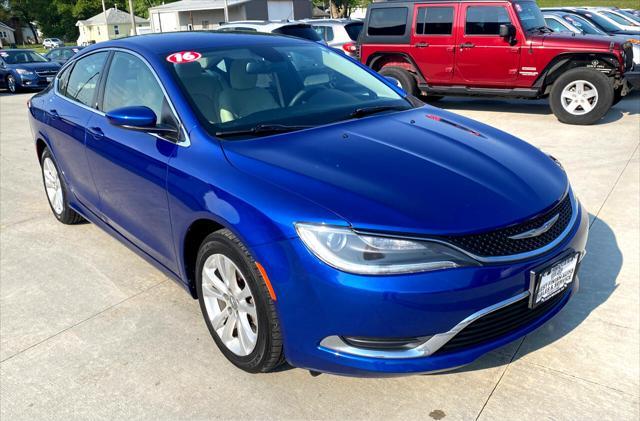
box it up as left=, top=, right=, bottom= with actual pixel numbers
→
left=28, top=32, right=588, bottom=376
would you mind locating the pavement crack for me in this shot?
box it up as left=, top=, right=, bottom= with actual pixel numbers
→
left=0, top=279, right=168, bottom=364
left=474, top=337, right=526, bottom=420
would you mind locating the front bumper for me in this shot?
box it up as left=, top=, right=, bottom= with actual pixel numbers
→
left=624, top=71, right=640, bottom=90
left=18, top=74, right=54, bottom=90
left=252, top=200, right=589, bottom=376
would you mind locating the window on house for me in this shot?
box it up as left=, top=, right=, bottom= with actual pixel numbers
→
left=202, top=20, right=209, bottom=30
left=114, top=25, right=120, bottom=35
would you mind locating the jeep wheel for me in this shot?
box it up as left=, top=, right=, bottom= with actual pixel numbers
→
left=379, top=66, right=418, bottom=97
left=549, top=68, right=613, bottom=125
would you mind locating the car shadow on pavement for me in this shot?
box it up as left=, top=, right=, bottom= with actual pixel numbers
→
left=433, top=91, right=640, bottom=124
left=452, top=214, right=621, bottom=374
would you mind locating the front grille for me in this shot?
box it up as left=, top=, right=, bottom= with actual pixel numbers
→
left=36, top=70, right=58, bottom=77
left=439, top=194, right=573, bottom=257
left=434, top=289, right=569, bottom=355
left=623, top=43, right=634, bottom=71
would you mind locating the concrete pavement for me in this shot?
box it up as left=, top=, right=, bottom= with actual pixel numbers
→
left=1, top=91, right=638, bottom=420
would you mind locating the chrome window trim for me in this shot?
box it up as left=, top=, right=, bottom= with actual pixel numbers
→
left=319, top=291, right=530, bottom=359
left=53, top=47, right=191, bottom=147
left=353, top=192, right=579, bottom=264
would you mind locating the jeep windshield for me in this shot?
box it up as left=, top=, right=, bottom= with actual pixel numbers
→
left=167, top=42, right=412, bottom=139
left=514, top=1, right=547, bottom=32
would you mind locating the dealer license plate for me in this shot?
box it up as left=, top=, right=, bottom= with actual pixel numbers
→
left=531, top=253, right=579, bottom=308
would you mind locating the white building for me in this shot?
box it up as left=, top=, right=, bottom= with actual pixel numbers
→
left=0, top=22, right=16, bottom=47
left=149, top=0, right=313, bottom=33
left=76, top=7, right=150, bottom=45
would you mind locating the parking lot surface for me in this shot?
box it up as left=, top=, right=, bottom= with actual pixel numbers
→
left=1, top=91, right=638, bottom=420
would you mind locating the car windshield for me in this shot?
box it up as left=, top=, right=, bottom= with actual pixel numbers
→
left=514, top=1, right=547, bottom=31
left=167, top=42, right=411, bottom=138
left=345, top=22, right=364, bottom=40
left=562, top=14, right=606, bottom=35
left=272, top=25, right=322, bottom=41
left=0, top=50, right=48, bottom=64
left=579, top=11, right=621, bottom=32
left=601, top=11, right=639, bottom=26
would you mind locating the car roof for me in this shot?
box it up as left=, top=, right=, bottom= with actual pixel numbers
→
left=302, top=19, right=362, bottom=26
left=79, top=31, right=316, bottom=57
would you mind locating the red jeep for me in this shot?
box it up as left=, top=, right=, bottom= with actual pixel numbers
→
left=359, top=0, right=639, bottom=124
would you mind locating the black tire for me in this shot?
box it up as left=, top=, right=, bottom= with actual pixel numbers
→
left=549, top=68, right=614, bottom=125
left=7, top=75, right=19, bottom=94
left=379, top=66, right=418, bottom=96
left=40, top=148, right=84, bottom=224
left=196, top=229, right=284, bottom=373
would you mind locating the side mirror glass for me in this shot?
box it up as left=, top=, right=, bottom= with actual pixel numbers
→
left=106, top=106, right=179, bottom=138
left=499, top=24, right=517, bottom=45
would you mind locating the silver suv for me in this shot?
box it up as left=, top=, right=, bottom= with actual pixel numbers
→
left=304, top=19, right=363, bottom=57
left=42, top=38, right=64, bottom=49
left=217, top=21, right=323, bottom=43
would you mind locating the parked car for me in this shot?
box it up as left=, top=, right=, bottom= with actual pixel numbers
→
left=28, top=31, right=589, bottom=376
left=304, top=19, right=364, bottom=56
left=359, top=0, right=639, bottom=125
left=217, top=21, right=324, bottom=43
left=43, top=38, right=64, bottom=49
left=44, top=46, right=84, bottom=64
left=543, top=11, right=640, bottom=67
left=584, top=7, right=640, bottom=31
left=623, top=9, right=640, bottom=20
left=542, top=8, right=640, bottom=36
left=0, top=49, right=61, bottom=93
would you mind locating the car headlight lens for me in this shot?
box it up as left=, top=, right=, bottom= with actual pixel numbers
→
left=628, top=38, right=640, bottom=45
left=295, top=223, right=478, bottom=275
left=16, top=69, right=34, bottom=76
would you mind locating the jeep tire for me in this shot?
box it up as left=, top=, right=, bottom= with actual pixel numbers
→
left=549, top=68, right=614, bottom=125
left=379, top=66, right=418, bottom=97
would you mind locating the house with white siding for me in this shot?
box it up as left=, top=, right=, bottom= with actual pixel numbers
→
left=149, top=0, right=313, bottom=33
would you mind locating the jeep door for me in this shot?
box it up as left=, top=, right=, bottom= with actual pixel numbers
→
left=454, top=3, right=520, bottom=86
left=411, top=3, right=458, bottom=84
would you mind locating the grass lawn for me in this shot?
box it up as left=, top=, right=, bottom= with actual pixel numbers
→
left=15, top=45, right=47, bottom=54
left=537, top=0, right=640, bottom=8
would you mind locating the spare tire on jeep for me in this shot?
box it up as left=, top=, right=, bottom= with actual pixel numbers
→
left=549, top=67, right=614, bottom=125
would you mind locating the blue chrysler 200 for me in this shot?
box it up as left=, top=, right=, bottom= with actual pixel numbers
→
left=28, top=32, right=588, bottom=376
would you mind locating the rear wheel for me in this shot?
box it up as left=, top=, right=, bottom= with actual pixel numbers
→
left=7, top=75, right=18, bottom=94
left=196, top=229, right=284, bottom=373
left=40, top=148, right=84, bottom=224
left=549, top=68, right=613, bottom=125
left=379, top=66, right=418, bottom=96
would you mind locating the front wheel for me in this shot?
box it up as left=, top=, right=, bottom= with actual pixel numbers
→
left=549, top=68, right=614, bottom=125
left=196, top=229, right=284, bottom=373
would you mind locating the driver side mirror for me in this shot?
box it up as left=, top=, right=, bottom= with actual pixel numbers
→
left=499, top=24, right=517, bottom=44
left=106, top=106, right=179, bottom=139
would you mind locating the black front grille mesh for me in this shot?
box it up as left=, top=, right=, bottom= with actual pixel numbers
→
left=434, top=289, right=569, bottom=355
left=439, top=194, right=573, bottom=257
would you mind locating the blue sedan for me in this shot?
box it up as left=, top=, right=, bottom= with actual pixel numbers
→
left=0, top=49, right=61, bottom=93
left=27, top=32, right=588, bottom=376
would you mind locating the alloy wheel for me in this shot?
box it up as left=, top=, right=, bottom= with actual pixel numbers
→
left=7, top=76, right=16, bottom=93
left=42, top=157, right=64, bottom=215
left=560, top=80, right=598, bottom=116
left=201, top=253, right=258, bottom=356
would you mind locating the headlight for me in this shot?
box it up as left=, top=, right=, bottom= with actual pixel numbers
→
left=628, top=39, right=640, bottom=45
left=16, top=69, right=34, bottom=76
left=295, top=223, right=478, bottom=275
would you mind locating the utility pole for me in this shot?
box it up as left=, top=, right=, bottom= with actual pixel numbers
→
left=101, top=0, right=107, bottom=16
left=223, top=0, right=229, bottom=23
left=128, top=0, right=137, bottom=35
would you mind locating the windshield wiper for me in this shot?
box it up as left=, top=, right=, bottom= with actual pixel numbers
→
left=348, top=105, right=410, bottom=119
left=215, top=124, right=313, bottom=138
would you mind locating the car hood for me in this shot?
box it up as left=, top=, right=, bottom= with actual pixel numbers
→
left=532, top=32, right=622, bottom=49
left=221, top=107, right=568, bottom=236
left=8, top=61, right=60, bottom=72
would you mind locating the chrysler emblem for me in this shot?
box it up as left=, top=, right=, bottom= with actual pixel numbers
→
left=508, top=214, right=560, bottom=240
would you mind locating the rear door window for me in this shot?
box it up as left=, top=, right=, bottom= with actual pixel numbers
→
left=64, top=51, right=109, bottom=107
left=465, top=6, right=512, bottom=35
left=273, top=25, right=322, bottom=41
left=344, top=22, right=363, bottom=40
left=368, top=8, right=408, bottom=36
left=416, top=7, right=455, bottom=35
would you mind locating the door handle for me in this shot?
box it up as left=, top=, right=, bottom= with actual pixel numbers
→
left=415, top=42, right=429, bottom=48
left=87, top=127, right=104, bottom=140
left=49, top=109, right=59, bottom=120
left=460, top=42, right=475, bottom=49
